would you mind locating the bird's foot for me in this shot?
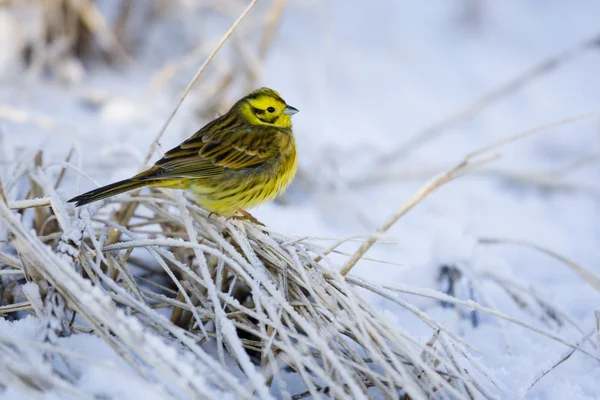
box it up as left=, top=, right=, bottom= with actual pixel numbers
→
left=232, top=210, right=265, bottom=226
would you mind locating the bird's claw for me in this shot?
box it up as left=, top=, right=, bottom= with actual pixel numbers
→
left=232, top=210, right=265, bottom=226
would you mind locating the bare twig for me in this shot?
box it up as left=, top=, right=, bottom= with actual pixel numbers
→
left=8, top=197, right=52, bottom=210
left=527, top=328, right=596, bottom=392
left=378, top=33, right=600, bottom=164
left=478, top=237, right=600, bottom=292
left=340, top=154, right=498, bottom=276
left=466, top=110, right=600, bottom=159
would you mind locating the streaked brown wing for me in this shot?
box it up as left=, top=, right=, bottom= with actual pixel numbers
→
left=135, top=114, right=277, bottom=181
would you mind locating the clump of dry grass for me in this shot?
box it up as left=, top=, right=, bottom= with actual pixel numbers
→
left=0, top=152, right=501, bottom=398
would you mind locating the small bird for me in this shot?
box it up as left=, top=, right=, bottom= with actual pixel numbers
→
left=68, top=87, right=299, bottom=223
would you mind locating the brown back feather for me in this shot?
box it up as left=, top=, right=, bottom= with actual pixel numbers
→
left=133, top=112, right=280, bottom=182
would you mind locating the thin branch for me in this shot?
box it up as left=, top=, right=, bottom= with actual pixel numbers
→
left=478, top=237, right=600, bottom=292
left=340, top=154, right=498, bottom=276
left=8, top=197, right=52, bottom=210
left=466, top=110, right=600, bottom=159
left=378, top=32, right=600, bottom=164
left=526, top=328, right=596, bottom=392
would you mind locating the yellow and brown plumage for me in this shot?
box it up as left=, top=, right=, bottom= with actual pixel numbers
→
left=68, top=88, right=299, bottom=220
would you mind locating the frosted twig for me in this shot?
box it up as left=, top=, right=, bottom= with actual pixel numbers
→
left=378, top=32, right=600, bottom=164
left=0, top=302, right=32, bottom=314
left=314, top=233, right=390, bottom=263
left=8, top=197, right=52, bottom=210
left=0, top=270, right=24, bottom=276
left=479, top=237, right=600, bottom=292
left=526, top=328, right=596, bottom=393
left=340, top=154, right=498, bottom=276
left=466, top=110, right=600, bottom=159
left=481, top=272, right=584, bottom=334
left=0, top=251, right=22, bottom=269
left=350, top=277, right=600, bottom=361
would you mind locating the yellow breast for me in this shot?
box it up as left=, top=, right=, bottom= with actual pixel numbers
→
left=190, top=132, right=297, bottom=216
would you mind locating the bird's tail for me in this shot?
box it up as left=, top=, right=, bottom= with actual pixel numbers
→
left=68, top=178, right=151, bottom=207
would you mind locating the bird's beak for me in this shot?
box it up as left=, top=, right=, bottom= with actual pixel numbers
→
left=283, top=105, right=299, bottom=115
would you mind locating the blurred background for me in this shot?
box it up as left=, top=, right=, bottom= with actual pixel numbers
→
left=1, top=1, right=600, bottom=397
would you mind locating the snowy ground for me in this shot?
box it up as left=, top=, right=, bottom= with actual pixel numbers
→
left=1, top=1, right=600, bottom=399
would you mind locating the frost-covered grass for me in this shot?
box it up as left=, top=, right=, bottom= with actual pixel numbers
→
left=0, top=170, right=502, bottom=399
left=4, top=124, right=598, bottom=399
left=2, top=1, right=600, bottom=399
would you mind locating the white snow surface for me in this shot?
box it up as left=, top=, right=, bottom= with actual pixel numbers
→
left=1, top=1, right=600, bottom=399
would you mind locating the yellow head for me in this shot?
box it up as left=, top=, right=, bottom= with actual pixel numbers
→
left=233, top=87, right=299, bottom=129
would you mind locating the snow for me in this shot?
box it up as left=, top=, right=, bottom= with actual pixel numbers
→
left=0, top=317, right=171, bottom=400
left=1, top=0, right=600, bottom=399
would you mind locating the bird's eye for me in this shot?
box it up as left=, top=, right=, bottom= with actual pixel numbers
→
left=267, top=107, right=275, bottom=113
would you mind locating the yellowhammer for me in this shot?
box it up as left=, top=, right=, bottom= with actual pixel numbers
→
left=68, top=87, right=298, bottom=223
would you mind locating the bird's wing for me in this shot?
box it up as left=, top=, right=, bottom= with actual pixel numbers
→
left=134, top=115, right=278, bottom=181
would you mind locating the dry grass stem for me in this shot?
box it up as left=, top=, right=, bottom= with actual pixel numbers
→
left=479, top=237, right=600, bottom=292
left=466, top=110, right=600, bottom=159
left=340, top=154, right=499, bottom=276
left=379, top=32, right=600, bottom=163
left=526, top=328, right=596, bottom=393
